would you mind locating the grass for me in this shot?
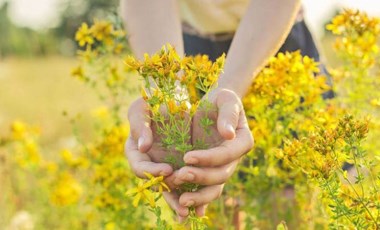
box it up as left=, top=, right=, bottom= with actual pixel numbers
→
left=0, top=56, right=109, bottom=148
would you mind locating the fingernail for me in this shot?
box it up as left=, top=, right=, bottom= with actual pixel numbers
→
left=137, top=136, right=144, bottom=150
left=185, top=200, right=194, bottom=207
left=185, top=173, right=195, bottom=181
left=184, top=157, right=198, bottom=165
left=225, top=123, right=235, bottom=134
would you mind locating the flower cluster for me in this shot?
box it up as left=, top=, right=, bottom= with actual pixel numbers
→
left=75, top=19, right=126, bottom=59
left=125, top=44, right=224, bottom=115
left=125, top=44, right=224, bottom=229
left=326, top=9, right=380, bottom=69
left=50, top=171, right=83, bottom=206
left=9, top=121, right=42, bottom=168
left=125, top=44, right=224, bottom=163
left=327, top=9, right=380, bottom=174
left=279, top=115, right=379, bottom=229
left=229, top=51, right=335, bottom=228
left=71, top=19, right=134, bottom=129
left=244, top=51, right=330, bottom=159
left=126, top=172, right=170, bottom=208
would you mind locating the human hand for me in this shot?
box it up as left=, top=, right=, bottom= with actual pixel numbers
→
left=125, top=97, right=190, bottom=217
left=125, top=97, right=173, bottom=177
left=165, top=88, right=254, bottom=217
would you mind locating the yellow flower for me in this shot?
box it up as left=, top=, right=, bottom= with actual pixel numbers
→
left=105, top=222, right=116, bottom=230
left=11, top=120, right=26, bottom=140
left=111, top=29, right=126, bottom=38
left=42, top=161, right=58, bottom=173
left=50, top=172, right=83, bottom=206
left=125, top=172, right=170, bottom=208
left=141, top=87, right=149, bottom=101
left=125, top=180, right=156, bottom=208
left=168, top=99, right=178, bottom=114
left=71, top=65, right=85, bottom=81
left=144, top=172, right=170, bottom=193
left=77, top=46, right=98, bottom=62
left=91, top=106, right=110, bottom=119
left=190, top=102, right=199, bottom=116
left=60, top=149, right=89, bottom=169
left=124, top=56, right=141, bottom=70
left=60, top=149, right=75, bottom=164
left=113, top=43, right=124, bottom=54
left=151, top=104, right=160, bottom=116
left=370, top=98, right=380, bottom=107
left=75, top=23, right=94, bottom=47
left=24, top=141, right=41, bottom=165
left=90, top=20, right=113, bottom=42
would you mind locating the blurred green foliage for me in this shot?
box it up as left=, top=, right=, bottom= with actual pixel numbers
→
left=0, top=0, right=118, bottom=57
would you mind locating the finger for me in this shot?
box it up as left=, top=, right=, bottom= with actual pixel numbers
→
left=164, top=172, right=179, bottom=190
left=215, top=89, right=243, bottom=140
left=163, top=191, right=189, bottom=218
left=125, top=137, right=173, bottom=178
left=128, top=98, right=153, bottom=152
left=195, top=204, right=208, bottom=217
left=183, top=127, right=253, bottom=167
left=172, top=161, right=238, bottom=186
left=179, top=184, right=224, bottom=207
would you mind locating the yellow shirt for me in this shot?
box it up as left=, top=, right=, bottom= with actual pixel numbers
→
left=179, top=0, right=250, bottom=34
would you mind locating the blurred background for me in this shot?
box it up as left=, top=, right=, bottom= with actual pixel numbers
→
left=0, top=0, right=379, bottom=147
left=1, top=0, right=380, bottom=57
left=0, top=0, right=379, bottom=229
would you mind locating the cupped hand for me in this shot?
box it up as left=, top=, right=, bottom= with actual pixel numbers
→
left=125, top=97, right=173, bottom=178
left=125, top=97, right=189, bottom=218
left=125, top=88, right=254, bottom=219
left=165, top=88, right=254, bottom=217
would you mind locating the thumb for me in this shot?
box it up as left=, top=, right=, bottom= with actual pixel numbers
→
left=128, top=98, right=153, bottom=152
left=215, top=89, right=242, bottom=140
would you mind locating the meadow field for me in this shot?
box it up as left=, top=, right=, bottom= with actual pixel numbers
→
left=1, top=9, right=380, bottom=230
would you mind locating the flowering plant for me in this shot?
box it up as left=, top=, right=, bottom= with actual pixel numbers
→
left=1, top=9, right=380, bottom=230
left=124, top=44, right=225, bottom=229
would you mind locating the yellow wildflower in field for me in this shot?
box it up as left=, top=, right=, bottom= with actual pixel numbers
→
left=23, top=141, right=41, bottom=164
left=50, top=172, right=83, bottom=206
left=370, top=98, right=380, bottom=108
left=144, top=172, right=171, bottom=193
left=126, top=180, right=156, bottom=208
left=11, top=121, right=27, bottom=140
left=105, top=222, right=116, bottom=230
left=60, top=149, right=89, bottom=169
left=71, top=65, right=85, bottom=81
left=126, top=172, right=170, bottom=208
left=326, top=9, right=380, bottom=36
left=91, top=106, right=110, bottom=119
left=327, top=9, right=380, bottom=68
left=41, top=161, right=58, bottom=173
left=91, top=19, right=113, bottom=43
left=14, top=140, right=41, bottom=168
left=75, top=23, right=94, bottom=47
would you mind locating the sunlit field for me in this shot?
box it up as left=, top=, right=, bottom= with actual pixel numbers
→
left=0, top=57, right=99, bottom=143
left=1, top=9, right=380, bottom=230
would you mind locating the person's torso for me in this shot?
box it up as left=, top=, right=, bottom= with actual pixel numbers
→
left=179, top=0, right=250, bottom=34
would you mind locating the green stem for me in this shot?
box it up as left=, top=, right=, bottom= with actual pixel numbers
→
left=344, top=177, right=377, bottom=225
left=324, top=178, right=356, bottom=227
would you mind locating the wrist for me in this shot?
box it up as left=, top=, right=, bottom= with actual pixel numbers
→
left=215, top=74, right=247, bottom=99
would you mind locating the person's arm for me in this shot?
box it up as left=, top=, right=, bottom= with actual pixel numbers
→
left=218, top=0, right=301, bottom=98
left=121, top=0, right=300, bottom=218
left=120, top=0, right=184, bottom=58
